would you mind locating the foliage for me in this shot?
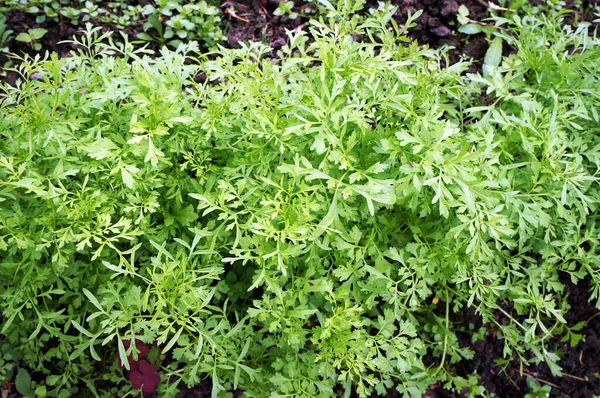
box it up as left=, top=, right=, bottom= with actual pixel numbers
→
left=0, top=14, right=13, bottom=53
left=0, top=341, right=17, bottom=385
left=524, top=376, right=552, bottom=398
left=274, top=1, right=299, bottom=20
left=1, top=2, right=599, bottom=397
left=15, top=28, right=47, bottom=51
left=136, top=13, right=174, bottom=48
left=0, top=0, right=225, bottom=49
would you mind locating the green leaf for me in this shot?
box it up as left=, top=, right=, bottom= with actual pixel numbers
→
left=571, top=321, right=585, bottom=331
left=102, top=261, right=134, bottom=277
left=82, top=138, right=119, bottom=160
left=15, top=33, right=32, bottom=42
left=121, top=167, right=135, bottom=189
left=71, top=320, right=94, bottom=338
left=543, top=350, right=563, bottom=377
left=15, top=368, right=32, bottom=395
left=163, top=326, right=183, bottom=352
left=458, top=24, right=484, bottom=35
left=149, top=13, right=162, bottom=32
left=136, top=32, right=154, bottom=42
left=46, top=375, right=61, bottom=386
left=82, top=289, right=103, bottom=312
left=483, top=36, right=503, bottom=76
left=35, top=385, right=47, bottom=397
left=117, top=337, right=129, bottom=370
left=30, top=28, right=48, bottom=40
left=314, top=192, right=338, bottom=237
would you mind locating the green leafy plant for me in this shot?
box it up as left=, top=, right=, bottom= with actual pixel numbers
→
left=135, top=13, right=175, bottom=47
left=0, top=14, right=13, bottom=53
left=0, top=341, right=17, bottom=386
left=274, top=1, right=298, bottom=19
left=14, top=27, right=47, bottom=51
left=457, top=3, right=499, bottom=35
left=162, top=1, right=224, bottom=47
left=456, top=4, right=506, bottom=76
left=524, top=376, right=552, bottom=398
left=0, top=2, right=599, bottom=397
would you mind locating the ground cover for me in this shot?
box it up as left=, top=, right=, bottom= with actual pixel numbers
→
left=1, top=1, right=600, bottom=397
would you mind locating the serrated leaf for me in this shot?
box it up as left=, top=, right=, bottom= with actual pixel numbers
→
left=127, top=135, right=146, bottom=145
left=543, top=350, right=563, bottom=377
left=82, top=138, right=119, bottom=160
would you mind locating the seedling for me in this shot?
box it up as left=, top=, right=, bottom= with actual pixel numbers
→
left=15, top=27, right=47, bottom=51
left=136, top=13, right=176, bottom=47
left=457, top=4, right=497, bottom=35
left=274, top=1, right=298, bottom=19
left=524, top=377, right=552, bottom=398
left=457, top=4, right=505, bottom=75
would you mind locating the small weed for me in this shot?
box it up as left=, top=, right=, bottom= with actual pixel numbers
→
left=274, top=1, right=298, bottom=19
left=14, top=27, right=47, bottom=51
left=524, top=377, right=552, bottom=398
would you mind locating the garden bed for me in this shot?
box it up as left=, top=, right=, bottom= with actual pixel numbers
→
left=1, top=1, right=600, bottom=397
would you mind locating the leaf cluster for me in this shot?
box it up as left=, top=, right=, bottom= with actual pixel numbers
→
left=1, top=3, right=599, bottom=397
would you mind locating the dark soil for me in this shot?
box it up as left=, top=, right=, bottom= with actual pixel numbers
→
left=1, top=10, right=79, bottom=59
left=176, top=379, right=213, bottom=398
left=386, top=0, right=489, bottom=71
left=446, top=277, right=600, bottom=398
left=223, top=0, right=309, bottom=50
left=2, top=1, right=600, bottom=398
left=176, top=379, right=244, bottom=398
left=222, top=0, right=490, bottom=72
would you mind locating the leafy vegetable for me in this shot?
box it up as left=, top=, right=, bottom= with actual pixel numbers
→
left=0, top=3, right=599, bottom=397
